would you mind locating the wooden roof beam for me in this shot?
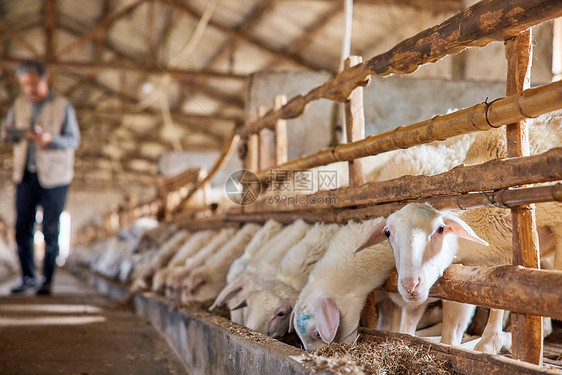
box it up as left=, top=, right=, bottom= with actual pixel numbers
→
left=156, top=0, right=328, bottom=72
left=76, top=107, right=242, bottom=123
left=297, top=0, right=461, bottom=12
left=204, top=0, right=276, bottom=68
left=262, top=1, right=344, bottom=72
left=57, top=0, right=146, bottom=59
left=81, top=79, right=240, bottom=125
left=0, top=18, right=41, bottom=58
left=0, top=58, right=247, bottom=81
left=44, top=0, right=56, bottom=62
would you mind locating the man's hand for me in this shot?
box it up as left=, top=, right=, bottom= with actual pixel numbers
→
left=27, top=126, right=52, bottom=146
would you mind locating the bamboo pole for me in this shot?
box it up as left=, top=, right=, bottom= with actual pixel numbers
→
left=382, top=264, right=562, bottom=321
left=246, top=148, right=562, bottom=214
left=344, top=56, right=368, bottom=187
left=505, top=29, right=542, bottom=364
left=274, top=95, right=288, bottom=166
left=238, top=0, right=562, bottom=138
left=253, top=80, right=562, bottom=183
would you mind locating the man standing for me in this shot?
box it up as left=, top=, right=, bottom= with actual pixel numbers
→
left=1, top=60, right=80, bottom=295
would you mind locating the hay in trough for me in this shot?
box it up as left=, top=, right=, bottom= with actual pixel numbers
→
left=291, top=339, right=456, bottom=375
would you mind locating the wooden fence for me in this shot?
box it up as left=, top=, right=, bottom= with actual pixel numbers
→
left=175, top=0, right=562, bottom=366
left=90, top=0, right=562, bottom=368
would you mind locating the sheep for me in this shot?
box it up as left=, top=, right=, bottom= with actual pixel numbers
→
left=211, top=219, right=310, bottom=324
left=239, top=222, right=340, bottom=338
left=291, top=218, right=395, bottom=350
left=164, top=227, right=237, bottom=300
left=351, top=110, right=562, bottom=353
left=151, top=229, right=217, bottom=293
left=225, top=219, right=284, bottom=285
left=180, top=223, right=262, bottom=303
left=464, top=109, right=562, bottom=269
left=131, top=228, right=190, bottom=290
left=354, top=202, right=557, bottom=353
left=208, top=219, right=283, bottom=324
left=367, top=133, right=475, bottom=182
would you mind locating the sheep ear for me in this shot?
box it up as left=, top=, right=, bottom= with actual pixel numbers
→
left=231, top=299, right=247, bottom=311
left=314, top=296, right=340, bottom=344
left=354, top=220, right=387, bottom=253
left=288, top=309, right=296, bottom=333
left=209, top=280, right=245, bottom=311
left=442, top=215, right=489, bottom=246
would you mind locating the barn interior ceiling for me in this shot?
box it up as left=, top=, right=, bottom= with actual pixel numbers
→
left=0, top=0, right=462, bottom=196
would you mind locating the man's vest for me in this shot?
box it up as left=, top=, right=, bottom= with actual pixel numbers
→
left=12, top=93, right=75, bottom=188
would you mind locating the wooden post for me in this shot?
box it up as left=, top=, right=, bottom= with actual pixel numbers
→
left=245, top=111, right=259, bottom=173
left=344, top=56, right=367, bottom=187
left=258, top=106, right=275, bottom=170
left=274, top=95, right=288, bottom=165
left=553, top=17, right=562, bottom=81
left=345, top=55, right=375, bottom=328
left=505, top=29, right=542, bottom=365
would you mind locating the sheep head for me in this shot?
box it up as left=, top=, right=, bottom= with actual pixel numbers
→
left=238, top=280, right=298, bottom=338
left=355, top=203, right=487, bottom=305
left=291, top=291, right=340, bottom=350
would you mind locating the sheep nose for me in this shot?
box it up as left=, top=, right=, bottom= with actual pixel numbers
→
left=401, top=277, right=421, bottom=295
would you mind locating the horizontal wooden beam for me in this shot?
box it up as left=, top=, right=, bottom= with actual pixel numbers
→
left=173, top=183, right=562, bottom=228
left=382, top=264, right=562, bottom=321
left=0, top=58, right=247, bottom=81
left=239, top=0, right=562, bottom=138
left=335, top=182, right=562, bottom=222
left=244, top=148, right=562, bottom=214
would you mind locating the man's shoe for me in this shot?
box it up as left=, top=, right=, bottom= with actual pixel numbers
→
left=10, top=277, right=36, bottom=294
left=35, top=283, right=52, bottom=296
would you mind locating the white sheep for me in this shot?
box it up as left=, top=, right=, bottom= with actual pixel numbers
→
left=151, top=229, right=217, bottom=293
left=240, top=222, right=340, bottom=338
left=367, top=133, right=475, bottom=182
left=209, top=219, right=284, bottom=324
left=130, top=226, right=188, bottom=291
left=291, top=218, right=395, bottom=350
left=164, top=227, right=237, bottom=300
left=181, top=223, right=262, bottom=303
left=355, top=202, right=557, bottom=353
left=211, top=219, right=310, bottom=324
left=352, top=110, right=562, bottom=353
left=225, top=219, right=284, bottom=285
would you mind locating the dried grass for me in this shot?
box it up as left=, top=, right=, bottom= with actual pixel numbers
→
left=292, top=339, right=457, bottom=375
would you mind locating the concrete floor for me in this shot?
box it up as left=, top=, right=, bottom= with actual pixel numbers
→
left=0, top=269, right=190, bottom=375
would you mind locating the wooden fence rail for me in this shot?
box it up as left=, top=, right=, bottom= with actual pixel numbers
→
left=175, top=183, right=562, bottom=229
left=243, top=148, right=562, bottom=214
left=382, top=265, right=562, bottom=321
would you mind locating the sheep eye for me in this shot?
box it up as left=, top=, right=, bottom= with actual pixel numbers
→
left=437, top=226, right=444, bottom=234
left=313, top=329, right=321, bottom=339
left=277, top=311, right=287, bottom=318
left=384, top=229, right=391, bottom=238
